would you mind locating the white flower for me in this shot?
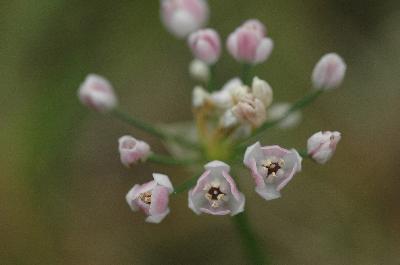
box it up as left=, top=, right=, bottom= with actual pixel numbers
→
left=312, top=53, right=346, bottom=90
left=189, top=59, right=210, bottom=82
left=267, top=102, right=302, bottom=129
left=192, top=86, right=210, bottom=108
left=252, top=76, right=273, bottom=108
left=307, top=131, right=341, bottom=164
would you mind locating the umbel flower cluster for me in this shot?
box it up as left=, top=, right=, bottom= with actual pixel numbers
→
left=78, top=0, right=346, bottom=224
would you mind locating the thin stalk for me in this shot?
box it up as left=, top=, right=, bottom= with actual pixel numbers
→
left=207, top=64, right=217, bottom=92
left=237, top=89, right=323, bottom=150
left=233, top=212, right=269, bottom=265
left=111, top=108, right=200, bottom=150
left=241, top=63, right=252, bottom=85
left=173, top=175, right=198, bottom=195
left=147, top=153, right=199, bottom=166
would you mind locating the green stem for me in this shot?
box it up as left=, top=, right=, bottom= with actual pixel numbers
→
left=297, top=149, right=309, bottom=158
left=237, top=89, right=323, bottom=150
left=207, top=64, right=217, bottom=92
left=233, top=212, right=269, bottom=265
left=148, top=153, right=199, bottom=166
left=111, top=108, right=200, bottom=150
left=173, top=175, right=198, bottom=195
left=241, top=63, right=252, bottom=85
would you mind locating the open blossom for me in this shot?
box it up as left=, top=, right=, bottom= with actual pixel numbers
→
left=160, top=0, right=209, bottom=38
left=244, top=142, right=302, bottom=200
left=312, top=53, right=346, bottom=90
left=307, top=131, right=341, bottom=164
left=78, top=74, right=118, bottom=112
left=126, top=173, right=174, bottom=224
left=188, top=161, right=245, bottom=216
left=118, top=135, right=151, bottom=167
left=227, top=19, right=274, bottom=64
left=188, top=28, right=221, bottom=64
left=267, top=102, right=302, bottom=129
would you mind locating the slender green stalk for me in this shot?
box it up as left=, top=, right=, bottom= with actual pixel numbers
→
left=237, top=89, right=323, bottom=150
left=241, top=63, right=252, bottom=85
left=207, top=64, right=217, bottom=92
left=297, top=149, right=309, bottom=158
left=233, top=212, right=269, bottom=265
left=111, top=108, right=200, bottom=150
left=148, top=153, right=200, bottom=166
left=173, top=175, right=199, bottom=194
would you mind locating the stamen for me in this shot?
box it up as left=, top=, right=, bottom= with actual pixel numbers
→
left=261, top=159, right=285, bottom=176
left=205, top=186, right=226, bottom=208
left=138, top=191, right=152, bottom=205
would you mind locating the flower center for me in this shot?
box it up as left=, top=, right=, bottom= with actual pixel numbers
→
left=261, top=159, right=284, bottom=176
left=205, top=186, right=226, bottom=208
left=138, top=191, right=152, bottom=205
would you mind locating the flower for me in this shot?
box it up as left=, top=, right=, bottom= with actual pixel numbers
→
left=189, top=59, right=210, bottom=82
left=267, top=102, right=302, bottom=129
left=160, top=0, right=209, bottom=38
left=188, top=161, right=245, bottom=216
left=231, top=97, right=267, bottom=128
left=312, top=53, right=346, bottom=90
left=307, top=131, right=341, bottom=164
left=244, top=142, right=302, bottom=200
left=188, top=28, right=221, bottom=64
left=126, top=173, right=174, bottom=223
left=251, top=76, right=273, bottom=108
left=227, top=19, right=274, bottom=65
left=192, top=86, right=210, bottom=108
left=209, top=78, right=243, bottom=109
left=78, top=74, right=118, bottom=112
left=118, top=135, right=151, bottom=167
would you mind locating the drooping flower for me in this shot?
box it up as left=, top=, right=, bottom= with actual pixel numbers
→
left=227, top=19, right=273, bottom=65
left=189, top=59, right=210, bottom=82
left=188, top=161, right=245, bottom=216
left=307, top=131, right=341, bottom=164
left=312, top=53, right=346, bottom=90
left=160, top=0, right=209, bottom=38
left=118, top=135, right=151, bottom=167
left=188, top=28, right=221, bottom=65
left=267, top=102, right=302, bottom=129
left=244, top=142, right=302, bottom=200
left=126, top=173, right=174, bottom=224
left=78, top=74, right=118, bottom=112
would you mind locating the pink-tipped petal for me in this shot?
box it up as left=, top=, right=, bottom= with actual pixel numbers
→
left=153, top=173, right=174, bottom=193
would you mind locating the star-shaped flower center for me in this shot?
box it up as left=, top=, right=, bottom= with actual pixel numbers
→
left=139, top=191, right=152, bottom=205
left=204, top=184, right=226, bottom=208
left=261, top=159, right=285, bottom=177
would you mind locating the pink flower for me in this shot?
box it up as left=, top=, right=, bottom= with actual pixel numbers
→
left=78, top=74, right=118, bottom=112
left=312, top=53, right=346, bottom=90
left=244, top=142, right=302, bottom=200
left=160, top=0, right=209, bottom=38
left=126, top=173, right=173, bottom=224
left=118, top=135, right=151, bottom=167
left=307, top=131, right=341, bottom=164
left=188, top=161, right=245, bottom=216
left=188, top=28, right=221, bottom=64
left=227, top=19, right=273, bottom=65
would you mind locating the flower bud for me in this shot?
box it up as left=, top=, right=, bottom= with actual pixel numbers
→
left=307, top=131, right=341, bottom=164
left=227, top=19, right=273, bottom=65
left=78, top=74, right=118, bottom=112
left=312, top=53, right=346, bottom=90
left=232, top=97, right=267, bottom=127
left=252, top=76, right=273, bottom=108
left=189, top=59, right=210, bottom=82
left=160, top=0, right=209, bottom=38
left=192, top=86, right=209, bottom=108
left=118, top=135, right=151, bottom=167
left=267, top=102, right=302, bottom=129
left=188, top=28, right=221, bottom=64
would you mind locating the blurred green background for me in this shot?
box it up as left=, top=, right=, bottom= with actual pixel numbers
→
left=1, top=0, right=400, bottom=264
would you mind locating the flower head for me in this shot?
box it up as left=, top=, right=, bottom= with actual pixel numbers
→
left=227, top=19, right=273, bottom=65
left=160, top=0, right=209, bottom=38
left=244, top=142, right=301, bottom=200
left=126, top=173, right=174, bottom=223
left=188, top=161, right=245, bottom=216
left=312, top=53, right=346, bottom=90
left=188, top=28, right=221, bottom=64
left=307, top=131, right=341, bottom=164
left=118, top=135, right=151, bottom=167
left=78, top=74, right=118, bottom=112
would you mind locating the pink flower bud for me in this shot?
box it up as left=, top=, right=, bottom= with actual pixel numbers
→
left=126, top=173, right=173, bottom=223
left=78, top=74, right=118, bottom=112
left=188, top=161, right=245, bottom=216
left=118, top=135, right=151, bottom=167
left=227, top=19, right=273, bottom=65
left=188, top=28, right=221, bottom=64
left=307, top=131, right=341, bottom=164
left=312, top=53, right=346, bottom=90
left=160, top=0, right=209, bottom=38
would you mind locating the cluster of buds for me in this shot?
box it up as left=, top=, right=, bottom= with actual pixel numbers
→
left=77, top=0, right=347, bottom=224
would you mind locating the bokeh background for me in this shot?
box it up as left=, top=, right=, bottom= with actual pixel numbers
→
left=1, top=0, right=400, bottom=264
